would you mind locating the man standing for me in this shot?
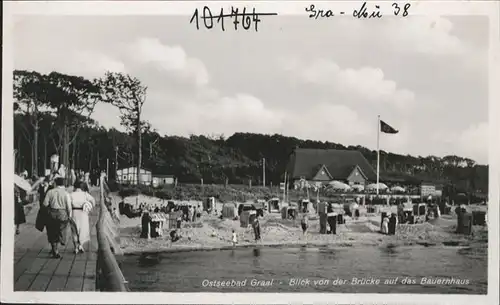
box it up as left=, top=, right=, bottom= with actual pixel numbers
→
left=192, top=206, right=197, bottom=222
left=42, top=177, right=72, bottom=258
left=252, top=217, right=261, bottom=241
left=326, top=203, right=337, bottom=235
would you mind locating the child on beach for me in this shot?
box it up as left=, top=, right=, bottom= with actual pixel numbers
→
left=232, top=230, right=238, bottom=246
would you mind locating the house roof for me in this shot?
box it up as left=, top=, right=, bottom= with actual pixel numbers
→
left=310, top=164, right=333, bottom=180
left=287, top=148, right=377, bottom=181
left=153, top=174, right=175, bottom=178
left=347, top=165, right=368, bottom=180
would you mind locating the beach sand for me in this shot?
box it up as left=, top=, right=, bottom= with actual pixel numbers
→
left=115, top=194, right=488, bottom=255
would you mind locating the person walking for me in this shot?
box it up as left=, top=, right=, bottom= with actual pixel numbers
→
left=252, top=218, right=261, bottom=241
left=382, top=216, right=389, bottom=235
left=38, top=176, right=51, bottom=203
left=187, top=205, right=193, bottom=222
left=192, top=206, right=197, bottom=222
left=84, top=172, right=90, bottom=186
left=70, top=181, right=95, bottom=254
left=326, top=203, right=337, bottom=235
left=176, top=214, right=182, bottom=229
left=42, top=177, right=72, bottom=258
left=301, top=214, right=309, bottom=236
left=232, top=229, right=238, bottom=246
left=35, top=176, right=53, bottom=233
left=353, top=201, right=360, bottom=220
left=15, top=187, right=26, bottom=235
left=388, top=213, right=397, bottom=235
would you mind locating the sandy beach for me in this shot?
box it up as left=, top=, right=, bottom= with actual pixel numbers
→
left=115, top=194, right=488, bottom=255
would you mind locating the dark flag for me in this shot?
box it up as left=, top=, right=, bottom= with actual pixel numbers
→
left=380, top=120, right=398, bottom=134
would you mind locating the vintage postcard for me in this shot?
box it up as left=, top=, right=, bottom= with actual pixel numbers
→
left=1, top=1, right=499, bottom=304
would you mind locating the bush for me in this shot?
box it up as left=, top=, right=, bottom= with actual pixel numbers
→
left=154, top=190, right=173, bottom=200
left=118, top=187, right=139, bottom=198
left=113, top=183, right=356, bottom=203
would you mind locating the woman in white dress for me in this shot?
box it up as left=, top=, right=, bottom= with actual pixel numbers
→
left=70, top=181, right=95, bottom=253
left=382, top=216, right=389, bottom=235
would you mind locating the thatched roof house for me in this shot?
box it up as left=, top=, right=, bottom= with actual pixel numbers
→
left=286, top=148, right=377, bottom=186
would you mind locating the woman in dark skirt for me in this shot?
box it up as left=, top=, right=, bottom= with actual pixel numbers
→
left=15, top=187, right=26, bottom=234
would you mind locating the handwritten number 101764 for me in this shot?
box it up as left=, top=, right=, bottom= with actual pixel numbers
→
left=190, top=6, right=278, bottom=32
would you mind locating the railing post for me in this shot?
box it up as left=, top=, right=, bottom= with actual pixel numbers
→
left=95, top=173, right=128, bottom=291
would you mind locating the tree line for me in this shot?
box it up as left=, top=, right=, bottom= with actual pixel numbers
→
left=13, top=70, right=146, bottom=185
left=13, top=70, right=488, bottom=195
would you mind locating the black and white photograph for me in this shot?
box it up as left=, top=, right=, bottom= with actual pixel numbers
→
left=2, top=1, right=499, bottom=304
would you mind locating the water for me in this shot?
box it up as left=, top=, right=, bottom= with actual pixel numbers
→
left=120, top=245, right=487, bottom=294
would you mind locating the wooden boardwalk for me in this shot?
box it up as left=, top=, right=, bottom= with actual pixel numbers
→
left=14, top=195, right=99, bottom=291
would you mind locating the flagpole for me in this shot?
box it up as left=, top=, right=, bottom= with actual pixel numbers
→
left=283, top=171, right=287, bottom=206
left=376, top=115, right=380, bottom=196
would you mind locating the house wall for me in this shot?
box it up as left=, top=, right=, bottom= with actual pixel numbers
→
left=152, top=176, right=175, bottom=186
left=347, top=167, right=366, bottom=185
left=116, top=167, right=152, bottom=185
left=420, top=183, right=439, bottom=197
left=163, top=177, right=175, bottom=184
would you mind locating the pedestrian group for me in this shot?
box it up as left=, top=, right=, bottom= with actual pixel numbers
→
left=16, top=170, right=97, bottom=259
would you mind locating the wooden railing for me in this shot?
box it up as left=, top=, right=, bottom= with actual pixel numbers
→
left=96, top=175, right=129, bottom=291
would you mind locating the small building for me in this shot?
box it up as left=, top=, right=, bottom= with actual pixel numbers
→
left=152, top=175, right=175, bottom=187
left=116, top=167, right=152, bottom=185
left=420, top=182, right=444, bottom=198
left=286, top=148, right=377, bottom=187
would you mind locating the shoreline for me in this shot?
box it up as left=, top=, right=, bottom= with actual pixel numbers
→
left=120, top=237, right=479, bottom=257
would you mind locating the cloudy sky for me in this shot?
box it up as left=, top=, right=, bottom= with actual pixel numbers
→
left=12, top=15, right=489, bottom=164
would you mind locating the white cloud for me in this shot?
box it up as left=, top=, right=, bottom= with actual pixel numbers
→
left=143, top=92, right=283, bottom=137
left=289, top=58, right=416, bottom=109
left=128, top=37, right=209, bottom=86
left=72, top=51, right=127, bottom=77
left=142, top=90, right=377, bottom=152
left=14, top=48, right=126, bottom=79
left=335, top=16, right=476, bottom=57
left=385, top=16, right=468, bottom=56
left=91, top=103, right=123, bottom=130
left=455, top=122, right=489, bottom=164
left=431, top=122, right=488, bottom=164
left=283, top=103, right=371, bottom=146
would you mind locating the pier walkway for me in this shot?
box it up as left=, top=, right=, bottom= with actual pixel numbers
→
left=13, top=191, right=99, bottom=291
